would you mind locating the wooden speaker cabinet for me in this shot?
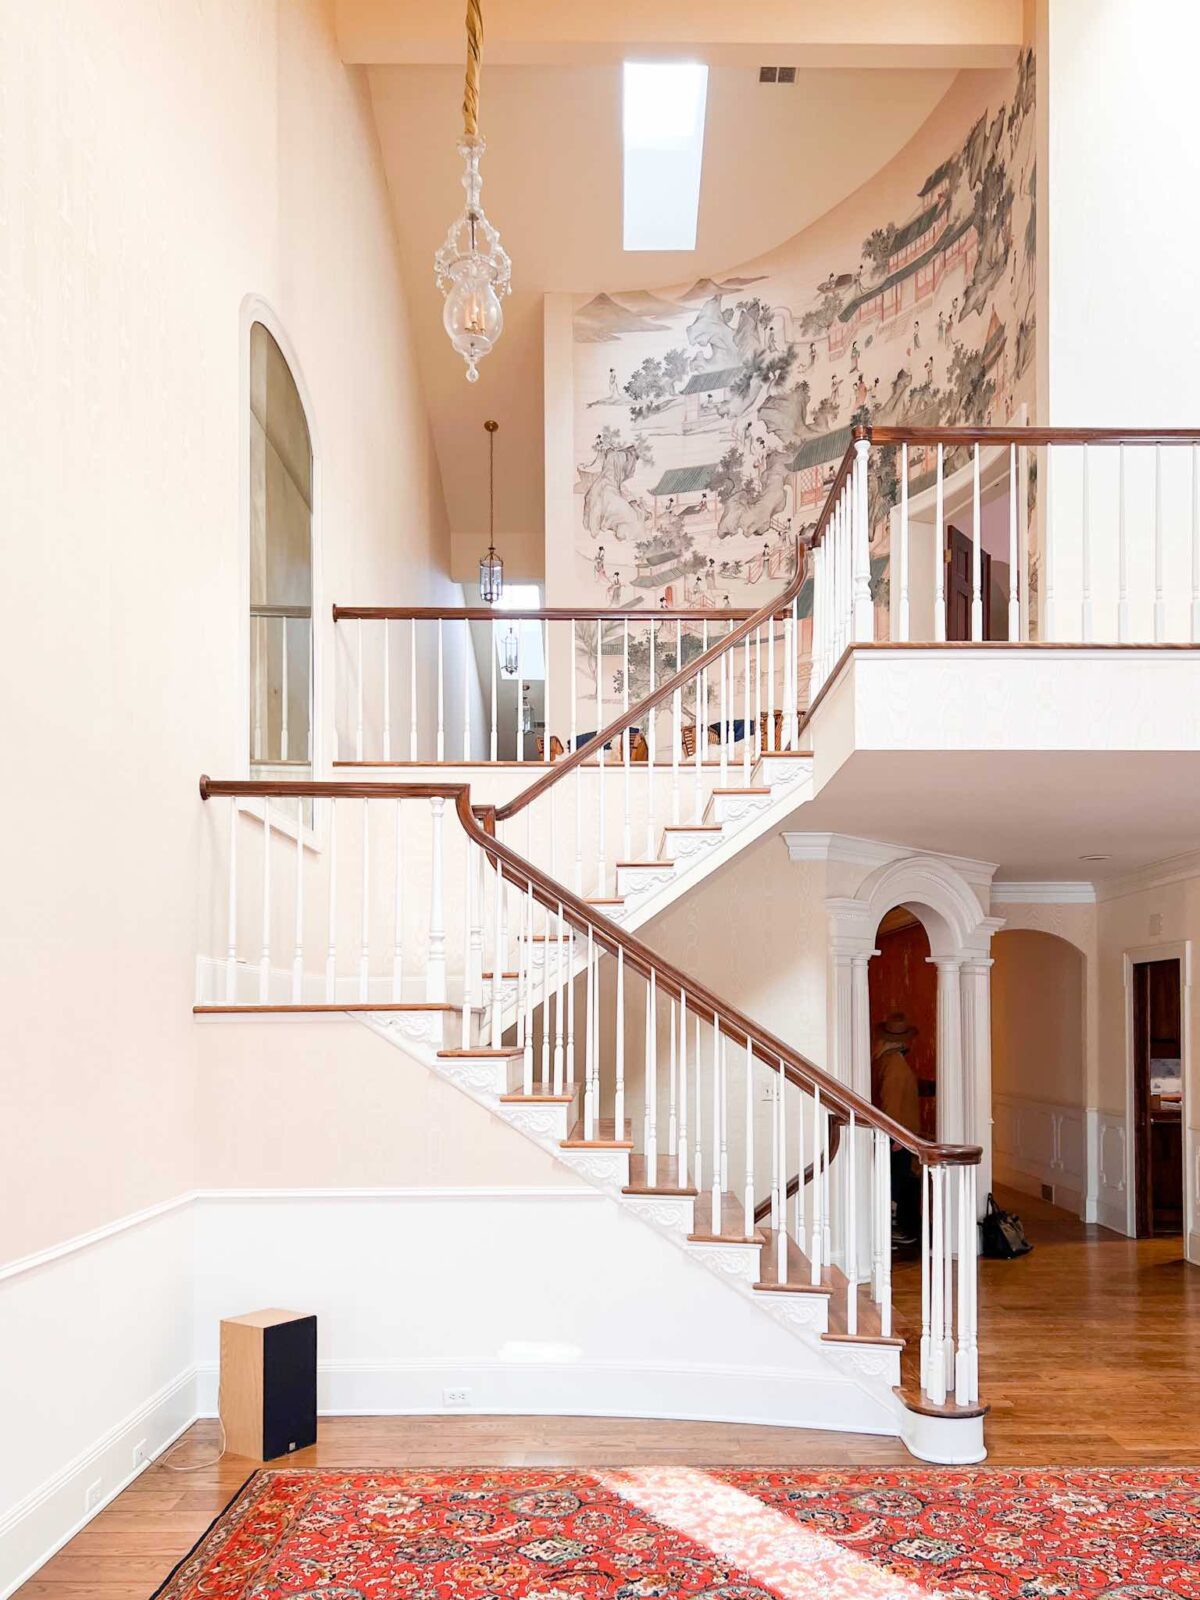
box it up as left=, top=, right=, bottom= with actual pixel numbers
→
left=219, top=1309, right=317, bottom=1460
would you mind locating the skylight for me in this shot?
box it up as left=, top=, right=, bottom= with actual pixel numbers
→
left=622, top=62, right=708, bottom=252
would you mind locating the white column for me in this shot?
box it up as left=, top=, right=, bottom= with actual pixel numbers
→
left=849, top=951, right=874, bottom=1099
left=960, top=957, right=994, bottom=1212
left=931, top=957, right=964, bottom=1144
left=831, top=951, right=855, bottom=1085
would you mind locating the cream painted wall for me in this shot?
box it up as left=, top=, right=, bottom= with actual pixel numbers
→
left=991, top=929, right=1085, bottom=1106
left=0, top=0, right=466, bottom=1264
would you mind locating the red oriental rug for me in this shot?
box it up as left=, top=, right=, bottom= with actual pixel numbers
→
left=152, top=1465, right=1200, bottom=1599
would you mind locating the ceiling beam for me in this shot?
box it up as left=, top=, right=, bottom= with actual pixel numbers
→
left=335, top=0, right=1024, bottom=69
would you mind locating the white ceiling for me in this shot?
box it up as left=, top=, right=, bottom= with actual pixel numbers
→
left=791, top=750, right=1200, bottom=885
left=366, top=62, right=958, bottom=580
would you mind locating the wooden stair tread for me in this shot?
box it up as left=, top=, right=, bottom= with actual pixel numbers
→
left=586, top=897, right=625, bottom=905
left=615, top=860, right=672, bottom=869
left=194, top=1001, right=458, bottom=1015
left=623, top=1154, right=697, bottom=1195
left=501, top=1081, right=580, bottom=1105
left=438, top=1046, right=522, bottom=1058
left=661, top=824, right=722, bottom=834
left=892, top=1383, right=989, bottom=1421
left=759, top=749, right=812, bottom=760
left=482, top=970, right=519, bottom=980
left=710, top=786, right=771, bottom=795
left=563, top=1116, right=634, bottom=1149
left=689, top=1190, right=765, bottom=1245
left=754, top=1229, right=832, bottom=1295
left=824, top=1279, right=905, bottom=1346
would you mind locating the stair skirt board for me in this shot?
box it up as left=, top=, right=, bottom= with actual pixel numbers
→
left=356, top=1018, right=977, bottom=1460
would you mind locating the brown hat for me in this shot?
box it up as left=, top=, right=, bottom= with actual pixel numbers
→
left=876, top=1010, right=917, bottom=1041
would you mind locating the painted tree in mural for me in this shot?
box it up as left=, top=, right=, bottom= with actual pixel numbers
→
left=577, top=431, right=653, bottom=541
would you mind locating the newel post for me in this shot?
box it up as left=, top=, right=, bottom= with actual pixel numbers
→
left=851, top=430, right=874, bottom=641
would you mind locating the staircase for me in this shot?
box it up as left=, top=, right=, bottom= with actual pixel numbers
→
left=196, top=427, right=994, bottom=1463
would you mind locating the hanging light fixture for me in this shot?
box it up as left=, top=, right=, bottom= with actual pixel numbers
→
left=479, top=418, right=504, bottom=604
left=502, top=626, right=518, bottom=676
left=434, top=0, right=511, bottom=382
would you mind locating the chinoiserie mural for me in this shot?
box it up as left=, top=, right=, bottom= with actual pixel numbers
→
left=568, top=54, right=1036, bottom=627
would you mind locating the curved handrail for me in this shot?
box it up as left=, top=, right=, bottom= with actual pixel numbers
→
left=871, top=424, right=1200, bottom=447
left=198, top=773, right=980, bottom=1169
left=753, top=1121, right=843, bottom=1225
left=333, top=604, right=764, bottom=623
left=492, top=437, right=861, bottom=822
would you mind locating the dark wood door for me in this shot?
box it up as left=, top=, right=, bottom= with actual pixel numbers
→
left=946, top=525, right=992, bottom=642
left=1133, top=958, right=1184, bottom=1237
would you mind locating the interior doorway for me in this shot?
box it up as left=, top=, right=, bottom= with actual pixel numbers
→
left=869, top=907, right=937, bottom=1139
left=945, top=524, right=992, bottom=641
left=1132, top=958, right=1184, bottom=1238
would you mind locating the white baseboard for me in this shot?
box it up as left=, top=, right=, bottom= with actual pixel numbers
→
left=0, top=1368, right=197, bottom=1600
left=193, top=1357, right=894, bottom=1436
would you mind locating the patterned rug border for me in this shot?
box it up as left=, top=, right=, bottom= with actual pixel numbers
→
left=148, top=1471, right=259, bottom=1600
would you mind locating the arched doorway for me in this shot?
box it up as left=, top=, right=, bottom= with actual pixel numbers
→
left=869, top=906, right=937, bottom=1141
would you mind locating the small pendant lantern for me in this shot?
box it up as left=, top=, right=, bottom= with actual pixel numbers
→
left=479, top=418, right=504, bottom=604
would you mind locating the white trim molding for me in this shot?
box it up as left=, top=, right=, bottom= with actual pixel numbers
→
left=993, top=1091, right=1088, bottom=1217
left=991, top=881, right=1097, bottom=905
left=782, top=830, right=998, bottom=890
left=1098, top=847, right=1200, bottom=904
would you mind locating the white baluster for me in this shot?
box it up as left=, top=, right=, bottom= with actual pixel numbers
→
left=553, top=902, right=566, bottom=1092
left=224, top=800, right=239, bottom=1002
left=355, top=619, right=364, bottom=762
left=543, top=618, right=551, bottom=765
left=971, top=444, right=983, bottom=641
left=253, top=618, right=264, bottom=762
left=409, top=619, right=418, bottom=761
left=523, top=884, right=536, bottom=1094
left=1081, top=444, right=1092, bottom=641
left=645, top=622, right=657, bottom=860
left=677, top=992, right=688, bottom=1186
left=1008, top=442, right=1020, bottom=642
left=461, top=836, right=474, bottom=1049
left=752, top=626, right=762, bottom=766
left=1117, top=445, right=1129, bottom=642
left=1155, top=445, right=1166, bottom=642
left=280, top=618, right=289, bottom=763
left=258, top=800, right=272, bottom=1002
left=810, top=1087, right=823, bottom=1282
left=325, top=800, right=338, bottom=1002
left=852, top=436, right=872, bottom=640
left=692, top=1011, right=704, bottom=1195
left=844, top=1110, right=858, bottom=1333
left=928, top=1165, right=947, bottom=1403
left=742, top=634, right=751, bottom=782
left=469, top=837, right=484, bottom=1003
left=382, top=618, right=391, bottom=762
left=694, top=621, right=707, bottom=822
left=811, top=545, right=825, bottom=693
left=667, top=998, right=677, bottom=1162
left=622, top=620, right=632, bottom=861
left=934, top=443, right=946, bottom=642
left=565, top=897, right=575, bottom=1081
left=743, top=1036, right=756, bottom=1236
left=644, top=969, right=658, bottom=1185
left=710, top=1025, right=723, bottom=1234
left=899, top=443, right=910, bottom=641
left=671, top=684, right=681, bottom=827
left=596, top=622, right=606, bottom=893
left=614, top=945, right=625, bottom=1137
left=955, top=1165, right=973, bottom=1403
left=461, top=617, right=471, bottom=760
left=358, top=799, right=370, bottom=1001
left=943, top=1165, right=956, bottom=1395
left=427, top=797, right=446, bottom=1002
left=794, top=1081, right=805, bottom=1253
left=392, top=800, right=406, bottom=998
left=514, top=616, right=523, bottom=762
left=1193, top=447, right=1200, bottom=642
left=1043, top=445, right=1056, bottom=640
left=540, top=880, right=552, bottom=1079
left=718, top=626, right=729, bottom=786
left=490, top=849, right=504, bottom=1047
left=767, top=611, right=776, bottom=751
left=489, top=616, right=498, bottom=762
left=919, top=1161, right=930, bottom=1390
left=776, top=1066, right=788, bottom=1282
left=879, top=1131, right=893, bottom=1337
left=516, top=885, right=529, bottom=1087
left=292, top=796, right=304, bottom=1002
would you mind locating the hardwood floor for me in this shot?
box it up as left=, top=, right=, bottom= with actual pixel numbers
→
left=15, top=1188, right=1199, bottom=1598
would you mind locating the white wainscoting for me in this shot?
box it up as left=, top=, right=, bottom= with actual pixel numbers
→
left=0, top=1202, right=196, bottom=1599
left=1, top=1187, right=897, bottom=1596
left=992, top=1092, right=1088, bottom=1219
left=1088, top=1108, right=1133, bottom=1235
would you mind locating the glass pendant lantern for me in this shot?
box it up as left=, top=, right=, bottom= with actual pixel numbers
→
left=478, top=418, right=503, bottom=604
left=502, top=626, right=518, bottom=676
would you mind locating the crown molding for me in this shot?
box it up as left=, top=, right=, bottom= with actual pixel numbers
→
left=990, top=881, right=1097, bottom=905
left=1096, top=847, right=1200, bottom=903
left=781, top=830, right=997, bottom=887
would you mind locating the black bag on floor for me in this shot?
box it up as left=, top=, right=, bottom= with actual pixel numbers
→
left=980, top=1193, right=1033, bottom=1258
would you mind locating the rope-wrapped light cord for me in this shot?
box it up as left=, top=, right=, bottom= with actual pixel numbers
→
left=463, top=0, right=483, bottom=138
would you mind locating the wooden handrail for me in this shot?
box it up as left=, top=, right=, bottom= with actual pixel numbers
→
left=871, top=425, right=1200, bottom=447
left=753, top=1122, right=843, bottom=1225
left=198, top=773, right=980, bottom=1169
left=333, top=604, right=766, bottom=623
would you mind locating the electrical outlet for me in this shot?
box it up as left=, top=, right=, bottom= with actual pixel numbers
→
left=85, top=1478, right=103, bottom=1512
left=132, top=1438, right=149, bottom=1470
left=443, top=1386, right=471, bottom=1408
